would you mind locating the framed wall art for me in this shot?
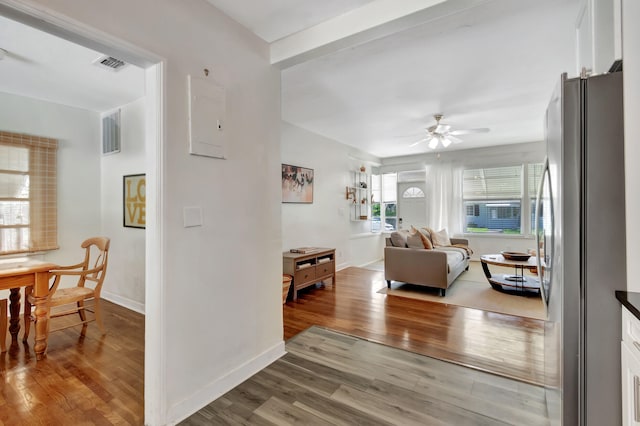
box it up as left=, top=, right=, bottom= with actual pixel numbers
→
left=123, top=174, right=146, bottom=228
left=282, top=164, right=313, bottom=203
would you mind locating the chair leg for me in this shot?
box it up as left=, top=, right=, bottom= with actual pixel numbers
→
left=94, top=298, right=105, bottom=335
left=23, top=286, right=32, bottom=342
left=1, top=299, right=7, bottom=353
left=77, top=300, right=88, bottom=336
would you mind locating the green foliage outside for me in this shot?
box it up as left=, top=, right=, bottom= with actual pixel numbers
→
left=466, top=227, right=521, bottom=234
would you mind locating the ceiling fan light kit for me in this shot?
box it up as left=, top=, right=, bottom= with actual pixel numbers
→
left=411, top=114, right=490, bottom=149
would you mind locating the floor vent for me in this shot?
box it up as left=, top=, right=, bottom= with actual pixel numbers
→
left=93, top=55, right=127, bottom=71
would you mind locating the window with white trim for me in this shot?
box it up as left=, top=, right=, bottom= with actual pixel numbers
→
left=463, top=164, right=543, bottom=235
left=402, top=187, right=425, bottom=198
left=0, top=131, right=58, bottom=254
left=371, top=172, right=398, bottom=232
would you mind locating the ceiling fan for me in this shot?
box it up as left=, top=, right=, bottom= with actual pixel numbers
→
left=410, top=114, right=490, bottom=149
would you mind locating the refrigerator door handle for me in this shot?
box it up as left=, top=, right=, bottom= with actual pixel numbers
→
left=535, top=157, right=549, bottom=303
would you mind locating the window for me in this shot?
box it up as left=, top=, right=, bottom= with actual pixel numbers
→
left=402, top=187, right=425, bottom=198
left=0, top=131, right=58, bottom=255
left=370, top=172, right=397, bottom=232
left=382, top=173, right=397, bottom=231
left=463, top=164, right=543, bottom=235
left=371, top=174, right=381, bottom=232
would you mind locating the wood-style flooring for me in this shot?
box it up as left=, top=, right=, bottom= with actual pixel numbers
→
left=284, top=266, right=544, bottom=385
left=0, top=264, right=544, bottom=425
left=182, top=326, right=548, bottom=425
left=0, top=300, right=144, bottom=425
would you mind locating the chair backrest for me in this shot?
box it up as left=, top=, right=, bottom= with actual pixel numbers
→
left=78, top=237, right=110, bottom=293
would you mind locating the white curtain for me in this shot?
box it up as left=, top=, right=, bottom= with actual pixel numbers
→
left=426, top=163, right=464, bottom=235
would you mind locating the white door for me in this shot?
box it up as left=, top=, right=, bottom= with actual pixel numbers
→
left=398, top=182, right=426, bottom=229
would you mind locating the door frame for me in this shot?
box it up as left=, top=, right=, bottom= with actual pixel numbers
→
left=0, top=1, right=167, bottom=422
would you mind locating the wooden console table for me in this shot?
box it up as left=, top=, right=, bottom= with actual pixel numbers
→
left=283, top=248, right=336, bottom=301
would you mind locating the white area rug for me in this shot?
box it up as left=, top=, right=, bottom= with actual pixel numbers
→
left=376, top=261, right=545, bottom=320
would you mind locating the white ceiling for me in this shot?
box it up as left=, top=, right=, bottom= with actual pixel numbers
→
left=0, top=1, right=580, bottom=157
left=213, top=0, right=580, bottom=158
left=0, top=14, right=144, bottom=113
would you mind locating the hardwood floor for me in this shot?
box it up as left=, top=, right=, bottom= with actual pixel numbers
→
left=283, top=266, right=544, bottom=385
left=0, top=300, right=144, bottom=425
left=0, top=265, right=543, bottom=425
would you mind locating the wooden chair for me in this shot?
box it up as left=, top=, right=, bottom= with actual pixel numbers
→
left=24, top=237, right=110, bottom=340
left=1, top=299, right=6, bottom=352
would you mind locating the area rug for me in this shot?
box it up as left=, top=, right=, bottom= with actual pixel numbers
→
left=377, top=262, right=545, bottom=320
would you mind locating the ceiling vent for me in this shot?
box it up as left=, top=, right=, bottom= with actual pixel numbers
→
left=93, top=55, right=127, bottom=72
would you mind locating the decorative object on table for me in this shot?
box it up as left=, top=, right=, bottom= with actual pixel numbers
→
left=282, top=164, right=314, bottom=203
left=123, top=174, right=146, bottom=228
left=282, top=275, right=292, bottom=304
left=289, top=247, right=319, bottom=254
left=500, top=251, right=532, bottom=261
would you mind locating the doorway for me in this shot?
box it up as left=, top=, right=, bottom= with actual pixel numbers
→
left=0, top=3, right=163, bottom=423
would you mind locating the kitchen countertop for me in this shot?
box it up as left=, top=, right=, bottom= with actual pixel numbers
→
left=616, top=291, right=640, bottom=320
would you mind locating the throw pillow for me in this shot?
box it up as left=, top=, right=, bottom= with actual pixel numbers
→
left=430, top=228, right=452, bottom=247
left=390, top=230, right=409, bottom=247
left=406, top=232, right=424, bottom=249
left=413, top=228, right=433, bottom=250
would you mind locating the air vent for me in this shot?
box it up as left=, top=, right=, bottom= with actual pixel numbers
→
left=93, top=55, right=127, bottom=71
left=102, top=109, right=121, bottom=155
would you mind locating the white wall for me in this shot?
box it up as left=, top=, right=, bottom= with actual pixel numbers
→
left=623, top=0, right=640, bottom=291
left=281, top=121, right=384, bottom=268
left=100, top=98, right=146, bottom=313
left=12, top=1, right=284, bottom=423
left=0, top=92, right=102, bottom=264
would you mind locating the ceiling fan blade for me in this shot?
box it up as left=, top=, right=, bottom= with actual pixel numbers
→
left=441, top=137, right=453, bottom=148
left=410, top=134, right=436, bottom=147
left=449, top=135, right=463, bottom=144
left=428, top=137, right=439, bottom=150
left=435, top=124, right=451, bottom=134
left=450, top=128, right=490, bottom=136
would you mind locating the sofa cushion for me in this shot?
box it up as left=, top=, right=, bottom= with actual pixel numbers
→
left=389, top=230, right=412, bottom=247
left=430, top=228, right=452, bottom=247
left=415, top=228, right=433, bottom=249
left=406, top=232, right=424, bottom=249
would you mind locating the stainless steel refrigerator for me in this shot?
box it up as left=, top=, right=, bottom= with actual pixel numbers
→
left=536, top=69, right=626, bottom=425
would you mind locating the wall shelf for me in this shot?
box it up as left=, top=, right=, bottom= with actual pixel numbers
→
left=346, top=170, right=370, bottom=221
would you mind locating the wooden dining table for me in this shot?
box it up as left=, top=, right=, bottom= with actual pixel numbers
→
left=0, top=257, right=57, bottom=359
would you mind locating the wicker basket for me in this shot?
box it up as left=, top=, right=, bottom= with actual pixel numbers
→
left=282, top=275, right=293, bottom=304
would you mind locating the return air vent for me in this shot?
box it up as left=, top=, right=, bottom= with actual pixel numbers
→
left=93, top=55, right=127, bottom=71
left=102, top=109, right=121, bottom=155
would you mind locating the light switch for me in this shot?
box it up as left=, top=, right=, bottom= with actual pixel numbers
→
left=183, top=206, right=203, bottom=228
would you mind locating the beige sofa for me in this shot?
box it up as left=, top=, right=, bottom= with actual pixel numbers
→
left=384, top=229, right=470, bottom=296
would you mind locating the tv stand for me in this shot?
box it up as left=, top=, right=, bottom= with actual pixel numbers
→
left=283, top=248, right=336, bottom=301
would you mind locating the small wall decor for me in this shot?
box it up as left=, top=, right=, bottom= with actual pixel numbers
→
left=282, top=164, right=313, bottom=203
left=123, top=174, right=146, bottom=228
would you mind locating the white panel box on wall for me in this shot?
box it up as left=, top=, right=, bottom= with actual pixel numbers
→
left=188, top=75, right=227, bottom=159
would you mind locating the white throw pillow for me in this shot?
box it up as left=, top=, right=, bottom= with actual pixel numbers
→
left=430, top=228, right=451, bottom=247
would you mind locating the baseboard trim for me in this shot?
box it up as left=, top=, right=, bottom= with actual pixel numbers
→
left=168, top=340, right=286, bottom=424
left=101, top=291, right=145, bottom=315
